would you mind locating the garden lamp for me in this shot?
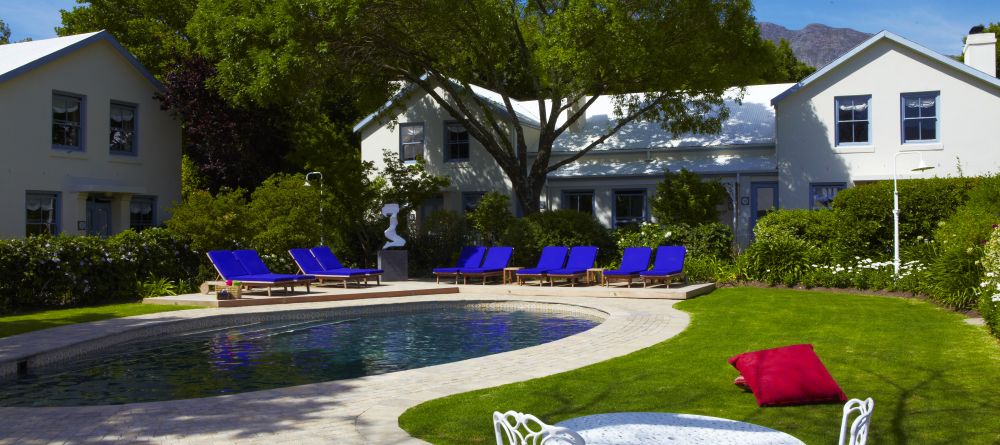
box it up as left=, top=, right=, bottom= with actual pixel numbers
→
left=892, top=152, right=934, bottom=276
left=305, top=171, right=324, bottom=246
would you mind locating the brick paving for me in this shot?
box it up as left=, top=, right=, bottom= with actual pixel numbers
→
left=0, top=290, right=689, bottom=444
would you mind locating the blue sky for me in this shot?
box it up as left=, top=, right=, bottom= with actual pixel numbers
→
left=1, top=0, right=998, bottom=56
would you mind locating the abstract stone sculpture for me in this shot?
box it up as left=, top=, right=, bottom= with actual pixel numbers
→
left=381, top=203, right=406, bottom=249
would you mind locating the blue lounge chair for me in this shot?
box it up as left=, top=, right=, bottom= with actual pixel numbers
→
left=640, top=246, right=688, bottom=287
left=433, top=246, right=487, bottom=284
left=546, top=246, right=599, bottom=287
left=603, top=247, right=652, bottom=288
left=515, top=246, right=569, bottom=285
left=309, top=246, right=384, bottom=285
left=209, top=250, right=315, bottom=297
left=289, top=248, right=374, bottom=288
left=458, top=246, right=514, bottom=285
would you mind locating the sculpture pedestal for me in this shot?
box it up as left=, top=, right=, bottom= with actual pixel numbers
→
left=378, top=249, right=408, bottom=282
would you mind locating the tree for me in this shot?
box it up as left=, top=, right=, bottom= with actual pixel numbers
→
left=0, top=19, right=10, bottom=45
left=757, top=38, right=816, bottom=83
left=58, top=0, right=197, bottom=77
left=651, top=168, right=728, bottom=226
left=189, top=0, right=773, bottom=214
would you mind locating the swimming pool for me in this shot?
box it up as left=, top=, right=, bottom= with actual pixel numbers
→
left=0, top=305, right=600, bottom=406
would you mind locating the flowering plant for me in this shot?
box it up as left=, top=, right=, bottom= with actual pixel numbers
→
left=979, top=227, right=1000, bottom=337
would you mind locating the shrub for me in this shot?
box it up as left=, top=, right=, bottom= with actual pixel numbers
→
left=505, top=210, right=615, bottom=267
left=650, top=168, right=729, bottom=225
left=0, top=229, right=200, bottom=314
left=409, top=210, right=472, bottom=276
left=979, top=226, right=1000, bottom=338
left=165, top=187, right=250, bottom=254
left=466, top=192, right=515, bottom=245
left=614, top=222, right=733, bottom=261
left=832, top=177, right=976, bottom=258
left=739, top=232, right=812, bottom=285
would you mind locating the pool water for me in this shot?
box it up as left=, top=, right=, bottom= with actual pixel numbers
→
left=0, top=307, right=599, bottom=406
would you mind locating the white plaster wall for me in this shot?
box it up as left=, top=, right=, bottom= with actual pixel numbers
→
left=359, top=86, right=527, bottom=213
left=776, top=39, right=1000, bottom=209
left=0, top=40, right=182, bottom=238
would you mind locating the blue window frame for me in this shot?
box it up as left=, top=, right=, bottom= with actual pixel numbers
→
left=835, top=95, right=871, bottom=146
left=613, top=190, right=646, bottom=227
left=810, top=183, right=846, bottom=210
left=52, top=92, right=84, bottom=151
left=562, top=190, right=594, bottom=215
left=399, top=123, right=424, bottom=162
left=26, top=191, right=59, bottom=236
left=901, top=92, right=939, bottom=143
left=110, top=101, right=138, bottom=155
left=129, top=195, right=156, bottom=231
left=444, top=121, right=469, bottom=162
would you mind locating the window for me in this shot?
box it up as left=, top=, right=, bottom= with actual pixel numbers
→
left=835, top=95, right=871, bottom=145
left=52, top=93, right=83, bottom=150
left=810, top=183, right=846, bottom=210
left=613, top=190, right=646, bottom=227
left=462, top=192, right=485, bottom=214
left=400, top=123, right=424, bottom=162
left=129, top=196, right=156, bottom=231
left=563, top=191, right=594, bottom=215
left=26, top=192, right=59, bottom=236
left=110, top=102, right=137, bottom=154
left=901, top=92, right=939, bottom=143
left=444, top=122, right=469, bottom=161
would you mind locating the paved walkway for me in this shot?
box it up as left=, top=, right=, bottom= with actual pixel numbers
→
left=0, top=293, right=690, bottom=444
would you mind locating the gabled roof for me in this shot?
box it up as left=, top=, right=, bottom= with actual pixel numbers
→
left=0, top=30, right=163, bottom=91
left=772, top=30, right=1000, bottom=105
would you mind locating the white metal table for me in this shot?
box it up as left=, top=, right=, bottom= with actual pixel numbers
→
left=554, top=412, right=805, bottom=445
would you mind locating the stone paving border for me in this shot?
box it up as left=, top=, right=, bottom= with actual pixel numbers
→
left=0, top=291, right=690, bottom=444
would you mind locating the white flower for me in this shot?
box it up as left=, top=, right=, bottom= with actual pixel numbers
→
left=982, top=282, right=990, bottom=288
left=987, top=272, right=996, bottom=278
left=665, top=231, right=672, bottom=238
left=993, top=294, right=1000, bottom=302
left=966, top=247, right=974, bottom=254
left=916, top=235, right=924, bottom=241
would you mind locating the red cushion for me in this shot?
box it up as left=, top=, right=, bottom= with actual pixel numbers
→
left=728, top=344, right=847, bottom=407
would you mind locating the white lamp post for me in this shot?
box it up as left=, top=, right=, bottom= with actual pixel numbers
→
left=892, top=152, right=934, bottom=276
left=304, top=171, right=324, bottom=246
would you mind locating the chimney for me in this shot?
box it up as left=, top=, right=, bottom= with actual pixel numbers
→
left=964, top=26, right=996, bottom=77
left=568, top=96, right=588, bottom=132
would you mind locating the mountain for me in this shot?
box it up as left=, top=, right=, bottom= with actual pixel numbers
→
left=759, top=23, right=872, bottom=68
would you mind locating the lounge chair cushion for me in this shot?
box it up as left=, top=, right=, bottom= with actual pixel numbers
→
left=434, top=246, right=487, bottom=274
left=548, top=246, right=598, bottom=276
left=728, top=344, right=846, bottom=407
left=640, top=246, right=686, bottom=276
left=207, top=250, right=250, bottom=280
left=459, top=246, right=513, bottom=273
left=233, top=249, right=272, bottom=275
left=433, top=267, right=464, bottom=274
left=605, top=247, right=652, bottom=275
left=289, top=248, right=325, bottom=274
left=517, top=246, right=569, bottom=275
left=311, top=246, right=346, bottom=270
left=238, top=273, right=316, bottom=283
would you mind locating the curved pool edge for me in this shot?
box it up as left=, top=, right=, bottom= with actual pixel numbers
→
left=0, top=292, right=691, bottom=445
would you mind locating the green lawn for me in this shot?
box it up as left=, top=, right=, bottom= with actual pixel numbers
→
left=0, top=304, right=202, bottom=339
left=399, top=287, right=1000, bottom=444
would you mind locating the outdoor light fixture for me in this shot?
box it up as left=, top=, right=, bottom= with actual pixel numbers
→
left=305, top=171, right=324, bottom=246
left=892, top=152, right=934, bottom=276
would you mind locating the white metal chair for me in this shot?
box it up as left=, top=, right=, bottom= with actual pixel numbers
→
left=838, top=398, right=874, bottom=445
left=493, top=410, right=586, bottom=445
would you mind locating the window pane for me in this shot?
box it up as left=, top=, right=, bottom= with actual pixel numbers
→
left=853, top=105, right=867, bottom=121
left=903, top=120, right=920, bottom=141
left=904, top=98, right=920, bottom=118
left=838, top=106, right=852, bottom=121
left=837, top=123, right=853, bottom=143
left=919, top=118, right=936, bottom=140
left=853, top=122, right=868, bottom=143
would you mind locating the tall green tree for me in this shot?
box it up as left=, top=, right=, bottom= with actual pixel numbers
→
left=189, top=0, right=773, bottom=214
left=757, top=38, right=816, bottom=83
left=0, top=19, right=10, bottom=45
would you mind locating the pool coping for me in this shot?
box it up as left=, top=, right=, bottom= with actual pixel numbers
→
left=0, top=289, right=691, bottom=444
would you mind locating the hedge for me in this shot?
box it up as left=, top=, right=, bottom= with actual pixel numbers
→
left=980, top=227, right=1000, bottom=339
left=0, top=228, right=200, bottom=314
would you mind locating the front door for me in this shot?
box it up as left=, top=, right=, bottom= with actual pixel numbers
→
left=750, top=182, right=779, bottom=239
left=86, top=197, right=112, bottom=237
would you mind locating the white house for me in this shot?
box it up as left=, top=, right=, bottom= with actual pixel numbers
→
left=0, top=31, right=182, bottom=239
left=356, top=29, right=1000, bottom=246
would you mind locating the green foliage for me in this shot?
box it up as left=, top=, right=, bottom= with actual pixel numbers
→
left=466, top=192, right=515, bottom=245
left=757, top=38, right=816, bottom=83
left=190, top=0, right=772, bottom=213
left=0, top=19, right=9, bottom=45
left=57, top=0, right=197, bottom=77
left=922, top=175, right=1000, bottom=308
left=740, top=232, right=813, bottom=285
left=650, top=168, right=729, bottom=226
left=409, top=211, right=472, bottom=277
left=832, top=178, right=976, bottom=258
left=376, top=151, right=451, bottom=226
left=504, top=210, right=614, bottom=267
left=980, top=227, right=1000, bottom=338
left=180, top=154, right=205, bottom=199
left=0, top=229, right=200, bottom=314
left=246, top=174, right=323, bottom=272
left=614, top=222, right=733, bottom=261
left=138, top=277, right=178, bottom=299
left=165, top=187, right=250, bottom=254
